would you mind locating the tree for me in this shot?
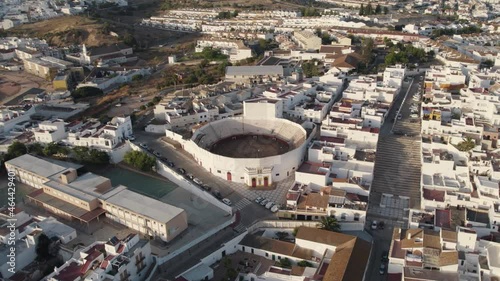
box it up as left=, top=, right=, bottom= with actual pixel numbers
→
left=375, top=4, right=382, bottom=14
left=365, top=3, right=373, bottom=15
left=482, top=59, right=494, bottom=69
left=71, top=86, right=103, bottom=99
left=456, top=137, right=475, bottom=151
left=359, top=4, right=364, bottom=15
left=36, top=233, right=52, bottom=261
left=123, top=150, right=156, bottom=171
left=43, top=142, right=60, bottom=157
left=132, top=74, right=143, bottom=81
left=292, top=227, right=299, bottom=237
left=301, top=61, right=320, bottom=77
left=72, top=146, right=109, bottom=164
left=72, top=146, right=90, bottom=162
left=123, top=33, right=137, bottom=48
left=5, top=141, right=27, bottom=160
left=383, top=6, right=389, bottom=14
left=278, top=258, right=292, bottom=268
left=317, top=216, right=341, bottom=232
left=28, top=143, right=44, bottom=155
left=361, top=38, right=374, bottom=63
left=297, top=260, right=313, bottom=267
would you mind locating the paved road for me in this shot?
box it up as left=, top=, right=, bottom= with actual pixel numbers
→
left=364, top=72, right=425, bottom=281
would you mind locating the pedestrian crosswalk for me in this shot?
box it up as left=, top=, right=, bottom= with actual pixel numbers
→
left=234, top=224, right=247, bottom=233
left=233, top=198, right=252, bottom=210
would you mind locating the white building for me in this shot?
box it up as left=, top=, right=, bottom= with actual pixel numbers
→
left=45, top=233, right=154, bottom=281
left=292, top=30, right=322, bottom=51
left=196, top=38, right=252, bottom=62
left=33, top=119, right=67, bottom=143
left=0, top=105, right=36, bottom=135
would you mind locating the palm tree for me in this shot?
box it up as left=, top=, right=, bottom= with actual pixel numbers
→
left=457, top=137, right=475, bottom=152
left=317, top=216, right=341, bottom=232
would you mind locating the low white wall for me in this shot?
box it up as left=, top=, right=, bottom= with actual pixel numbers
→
left=129, top=142, right=232, bottom=214
left=248, top=220, right=364, bottom=232
left=156, top=161, right=233, bottom=214
left=109, top=141, right=132, bottom=164
left=145, top=124, right=167, bottom=134
left=157, top=217, right=234, bottom=264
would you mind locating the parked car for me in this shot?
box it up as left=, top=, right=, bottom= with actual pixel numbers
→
left=167, top=161, right=175, bottom=167
left=397, top=113, right=402, bottom=120
left=140, top=143, right=148, bottom=149
left=154, top=151, right=161, bottom=157
left=379, top=263, right=386, bottom=274
left=193, top=178, right=203, bottom=185
left=202, top=185, right=211, bottom=192
left=213, top=190, right=223, bottom=200
left=255, top=197, right=263, bottom=204
left=128, top=135, right=136, bottom=141
left=270, top=205, right=279, bottom=213
left=410, top=114, right=419, bottom=119
left=186, top=173, right=194, bottom=180
left=265, top=201, right=275, bottom=209
left=381, top=251, right=389, bottom=262
left=371, top=221, right=378, bottom=230
left=177, top=168, right=186, bottom=174
left=260, top=199, right=270, bottom=206
left=222, top=198, right=232, bottom=206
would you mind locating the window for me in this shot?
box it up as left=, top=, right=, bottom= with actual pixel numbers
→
left=341, top=213, right=347, bottom=220
left=242, top=246, right=246, bottom=252
left=217, top=170, right=221, bottom=173
left=354, top=213, right=360, bottom=221
left=276, top=173, right=280, bottom=176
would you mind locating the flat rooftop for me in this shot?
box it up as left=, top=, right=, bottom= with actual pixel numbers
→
left=6, top=154, right=82, bottom=178
left=105, top=188, right=185, bottom=223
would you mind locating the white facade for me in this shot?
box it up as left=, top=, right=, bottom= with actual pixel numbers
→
left=45, top=234, right=154, bottom=281
left=292, top=30, right=322, bottom=51
left=0, top=105, right=36, bottom=135
left=167, top=117, right=311, bottom=185
left=33, top=120, right=67, bottom=143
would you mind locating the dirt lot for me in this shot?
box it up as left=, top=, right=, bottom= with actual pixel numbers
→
left=0, top=71, right=53, bottom=104
left=9, top=16, right=120, bottom=47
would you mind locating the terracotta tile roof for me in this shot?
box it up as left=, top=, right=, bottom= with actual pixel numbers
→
left=423, top=230, right=442, bottom=249
left=423, top=188, right=445, bottom=202
left=441, top=230, right=457, bottom=242
left=323, top=237, right=371, bottom=281
left=439, top=251, right=458, bottom=266
left=295, top=226, right=354, bottom=247
left=240, top=235, right=295, bottom=256
left=435, top=209, right=451, bottom=229
left=304, top=193, right=329, bottom=210
left=394, top=229, right=424, bottom=249
left=331, top=53, right=361, bottom=69
left=291, top=266, right=306, bottom=276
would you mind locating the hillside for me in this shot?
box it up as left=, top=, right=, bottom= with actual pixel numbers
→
left=9, top=16, right=121, bottom=47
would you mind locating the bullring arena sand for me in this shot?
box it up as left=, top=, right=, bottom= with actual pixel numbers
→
left=209, top=134, right=291, bottom=158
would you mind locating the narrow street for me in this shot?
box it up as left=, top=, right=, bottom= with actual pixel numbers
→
left=365, top=72, right=425, bottom=281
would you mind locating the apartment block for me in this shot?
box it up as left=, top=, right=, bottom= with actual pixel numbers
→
left=103, top=188, right=188, bottom=242
left=292, top=30, right=322, bottom=51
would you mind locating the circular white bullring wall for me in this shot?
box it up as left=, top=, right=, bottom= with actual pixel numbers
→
left=186, top=117, right=307, bottom=187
